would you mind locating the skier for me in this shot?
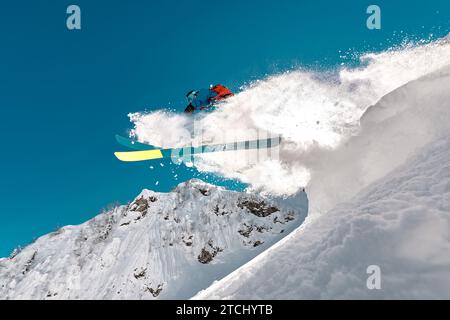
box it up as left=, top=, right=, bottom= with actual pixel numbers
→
left=184, top=84, right=233, bottom=113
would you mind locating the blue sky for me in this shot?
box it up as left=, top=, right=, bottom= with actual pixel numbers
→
left=0, top=0, right=449, bottom=257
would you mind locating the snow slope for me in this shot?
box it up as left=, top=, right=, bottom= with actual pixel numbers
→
left=195, top=65, right=450, bottom=299
left=196, top=134, right=450, bottom=299
left=0, top=180, right=307, bottom=300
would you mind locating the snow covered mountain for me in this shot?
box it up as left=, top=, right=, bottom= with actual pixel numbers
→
left=0, top=180, right=307, bottom=300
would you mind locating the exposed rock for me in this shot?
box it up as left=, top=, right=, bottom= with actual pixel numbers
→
left=198, top=241, right=224, bottom=264
left=256, top=225, right=270, bottom=233
left=238, top=199, right=279, bottom=217
left=130, top=197, right=149, bottom=213
left=198, top=249, right=214, bottom=264
left=133, top=268, right=147, bottom=280
left=273, top=216, right=283, bottom=224
left=46, top=291, right=57, bottom=298
left=238, top=224, right=254, bottom=238
left=284, top=212, right=295, bottom=222
left=253, top=241, right=264, bottom=247
left=146, top=284, right=163, bottom=298
left=239, top=224, right=271, bottom=238
left=198, top=188, right=210, bottom=196
left=214, top=204, right=228, bottom=216
left=96, top=218, right=114, bottom=242
left=22, top=251, right=37, bottom=275
left=183, top=235, right=193, bottom=246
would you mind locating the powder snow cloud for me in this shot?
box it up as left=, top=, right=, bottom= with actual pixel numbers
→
left=194, top=65, right=450, bottom=299
left=129, top=35, right=450, bottom=199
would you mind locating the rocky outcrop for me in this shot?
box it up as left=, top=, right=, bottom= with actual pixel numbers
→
left=238, top=199, right=279, bottom=217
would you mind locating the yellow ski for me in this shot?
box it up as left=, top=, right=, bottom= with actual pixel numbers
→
left=114, top=149, right=164, bottom=162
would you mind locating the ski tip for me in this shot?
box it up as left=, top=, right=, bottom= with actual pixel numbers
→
left=114, top=149, right=164, bottom=162
left=115, top=134, right=131, bottom=145
left=114, top=152, right=128, bottom=162
left=115, top=134, right=127, bottom=142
